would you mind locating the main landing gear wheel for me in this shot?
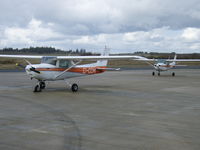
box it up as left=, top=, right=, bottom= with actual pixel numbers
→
left=34, top=84, right=41, bottom=92
left=71, top=83, right=78, bottom=92
left=172, top=72, right=175, bottom=76
left=152, top=72, right=155, bottom=76
left=40, top=81, right=46, bottom=89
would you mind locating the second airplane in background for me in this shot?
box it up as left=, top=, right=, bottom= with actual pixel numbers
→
left=139, top=55, right=200, bottom=76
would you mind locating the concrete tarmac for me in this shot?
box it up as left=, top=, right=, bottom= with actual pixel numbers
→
left=0, top=69, right=200, bottom=150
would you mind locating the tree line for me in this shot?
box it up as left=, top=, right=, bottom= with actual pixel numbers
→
left=0, top=47, right=200, bottom=58
left=0, top=47, right=93, bottom=56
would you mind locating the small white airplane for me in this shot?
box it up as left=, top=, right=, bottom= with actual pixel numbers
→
left=139, top=55, right=200, bottom=76
left=0, top=48, right=146, bottom=92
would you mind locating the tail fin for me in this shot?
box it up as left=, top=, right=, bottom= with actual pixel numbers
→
left=171, top=54, right=177, bottom=65
left=174, top=54, right=177, bottom=61
left=96, top=46, right=109, bottom=66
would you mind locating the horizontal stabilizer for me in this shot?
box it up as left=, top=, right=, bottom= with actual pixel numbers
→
left=174, top=65, right=187, bottom=67
left=96, top=68, right=121, bottom=71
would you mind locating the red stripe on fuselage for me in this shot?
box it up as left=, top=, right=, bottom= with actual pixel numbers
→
left=159, top=65, right=174, bottom=68
left=36, top=66, right=107, bottom=74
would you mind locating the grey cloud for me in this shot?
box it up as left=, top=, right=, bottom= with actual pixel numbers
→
left=0, top=0, right=200, bottom=53
left=1, top=0, right=200, bottom=34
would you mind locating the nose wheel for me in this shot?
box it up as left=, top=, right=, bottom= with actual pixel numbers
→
left=33, top=81, right=46, bottom=92
left=172, top=72, right=175, bottom=76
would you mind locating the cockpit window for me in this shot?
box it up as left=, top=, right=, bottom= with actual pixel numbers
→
left=59, top=60, right=70, bottom=68
left=157, top=59, right=166, bottom=63
left=41, top=57, right=57, bottom=65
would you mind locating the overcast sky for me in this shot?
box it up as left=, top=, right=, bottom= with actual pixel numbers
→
left=0, top=0, right=200, bottom=53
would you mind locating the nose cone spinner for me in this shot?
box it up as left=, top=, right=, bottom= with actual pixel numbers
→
left=25, top=65, right=41, bottom=79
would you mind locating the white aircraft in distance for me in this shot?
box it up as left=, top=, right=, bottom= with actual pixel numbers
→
left=0, top=48, right=146, bottom=92
left=139, top=55, right=200, bottom=76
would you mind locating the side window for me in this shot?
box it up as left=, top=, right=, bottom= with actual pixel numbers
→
left=59, top=60, right=69, bottom=68
left=51, top=60, right=57, bottom=66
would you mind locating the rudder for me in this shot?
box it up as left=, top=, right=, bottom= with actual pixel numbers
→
left=96, top=46, right=110, bottom=66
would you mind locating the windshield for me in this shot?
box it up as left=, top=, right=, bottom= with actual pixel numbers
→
left=157, top=59, right=166, bottom=63
left=41, top=57, right=57, bottom=65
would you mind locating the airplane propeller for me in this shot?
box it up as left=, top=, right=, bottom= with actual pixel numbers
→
left=29, top=67, right=41, bottom=74
left=24, top=59, right=41, bottom=74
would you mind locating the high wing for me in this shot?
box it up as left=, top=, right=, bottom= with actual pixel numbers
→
left=56, top=55, right=146, bottom=60
left=1, top=54, right=199, bottom=62
left=166, top=59, right=200, bottom=62
left=136, top=58, right=200, bottom=62
left=0, top=55, right=42, bottom=59
left=0, top=54, right=146, bottom=60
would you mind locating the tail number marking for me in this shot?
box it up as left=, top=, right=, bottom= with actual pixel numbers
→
left=83, top=68, right=96, bottom=74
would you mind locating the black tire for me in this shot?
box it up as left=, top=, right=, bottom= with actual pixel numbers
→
left=34, top=85, right=41, bottom=92
left=158, top=72, right=160, bottom=76
left=152, top=72, right=155, bottom=76
left=71, top=84, right=78, bottom=92
left=40, top=82, right=46, bottom=89
left=172, top=72, right=175, bottom=76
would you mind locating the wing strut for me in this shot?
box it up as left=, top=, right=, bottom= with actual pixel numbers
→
left=145, top=61, right=155, bottom=67
left=54, top=60, right=82, bottom=79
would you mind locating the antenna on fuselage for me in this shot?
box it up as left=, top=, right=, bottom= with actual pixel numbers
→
left=103, top=45, right=110, bottom=56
